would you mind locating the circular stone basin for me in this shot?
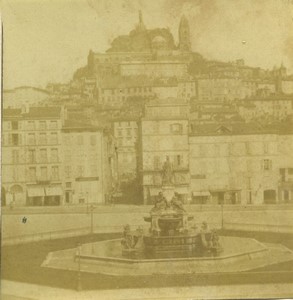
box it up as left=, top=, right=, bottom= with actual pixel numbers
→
left=42, top=236, right=293, bottom=276
left=80, top=236, right=266, bottom=260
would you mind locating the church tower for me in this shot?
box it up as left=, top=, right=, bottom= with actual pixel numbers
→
left=136, top=10, right=146, bottom=32
left=178, top=15, right=191, bottom=52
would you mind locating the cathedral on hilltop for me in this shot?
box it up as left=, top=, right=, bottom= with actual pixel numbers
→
left=87, top=11, right=195, bottom=78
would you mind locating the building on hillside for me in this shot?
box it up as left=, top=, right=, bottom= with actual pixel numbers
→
left=195, top=77, right=243, bottom=102
left=87, top=12, right=193, bottom=78
left=257, top=80, right=276, bottom=95
left=190, top=103, right=240, bottom=124
left=139, top=98, right=190, bottom=204
left=237, top=95, right=293, bottom=122
left=205, top=60, right=264, bottom=79
left=96, top=76, right=154, bottom=107
left=189, top=123, right=281, bottom=205
left=281, top=79, right=293, bottom=94
left=2, top=107, right=64, bottom=206
left=61, top=120, right=115, bottom=205
left=119, top=61, right=188, bottom=78
left=112, top=118, right=139, bottom=183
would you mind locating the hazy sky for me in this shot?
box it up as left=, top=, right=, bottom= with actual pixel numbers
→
left=2, top=0, right=293, bottom=89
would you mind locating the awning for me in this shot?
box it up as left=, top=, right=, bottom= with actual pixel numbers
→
left=175, top=187, right=189, bottom=195
left=193, top=191, right=210, bottom=197
left=209, top=188, right=241, bottom=193
left=27, top=186, right=45, bottom=197
left=45, top=186, right=63, bottom=196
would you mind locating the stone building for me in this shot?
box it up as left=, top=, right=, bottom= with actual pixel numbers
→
left=139, top=98, right=190, bottom=204
left=96, top=76, right=154, bottom=107
left=195, top=77, right=243, bottom=102
left=119, top=61, right=188, bottom=78
left=2, top=107, right=63, bottom=206
left=2, top=106, right=115, bottom=207
left=189, top=123, right=282, bottom=205
left=237, top=95, right=293, bottom=122
left=87, top=12, right=193, bottom=78
left=112, top=118, right=139, bottom=183
left=61, top=120, right=114, bottom=205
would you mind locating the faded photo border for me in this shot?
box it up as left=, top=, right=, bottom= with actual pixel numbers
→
left=1, top=1, right=293, bottom=300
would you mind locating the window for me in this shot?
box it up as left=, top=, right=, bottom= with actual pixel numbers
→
left=12, top=134, right=19, bottom=146
left=176, top=155, right=182, bottom=166
left=50, top=132, right=58, bottom=144
left=39, top=133, right=47, bottom=145
left=64, top=166, right=71, bottom=178
left=280, top=168, right=286, bottom=181
left=11, top=121, right=18, bottom=130
left=117, top=130, right=123, bottom=137
left=27, top=121, right=35, bottom=130
left=154, top=156, right=160, bottom=170
left=77, top=135, right=83, bottom=145
left=90, top=135, right=96, bottom=146
left=39, top=121, right=46, bottom=130
left=77, top=166, right=84, bottom=177
left=28, top=133, right=36, bottom=145
left=51, top=148, right=58, bottom=162
left=171, top=123, right=183, bottom=134
left=12, top=168, right=18, bottom=181
left=245, top=142, right=251, bottom=155
left=263, top=159, right=272, bottom=171
left=28, top=167, right=36, bottom=181
left=39, top=149, right=47, bottom=163
left=288, top=168, right=293, bottom=175
left=12, top=150, right=19, bottom=164
left=28, top=149, right=36, bottom=163
left=66, top=182, right=72, bottom=188
left=126, top=129, right=131, bottom=136
left=264, top=142, right=269, bottom=154
left=40, top=167, right=48, bottom=181
left=51, top=166, right=59, bottom=180
left=50, top=121, right=57, bottom=129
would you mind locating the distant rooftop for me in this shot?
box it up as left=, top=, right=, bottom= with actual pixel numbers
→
left=4, top=86, right=50, bottom=94
left=62, top=119, right=102, bottom=132
left=3, top=108, right=22, bottom=117
left=190, top=121, right=293, bottom=136
left=23, top=107, right=61, bottom=119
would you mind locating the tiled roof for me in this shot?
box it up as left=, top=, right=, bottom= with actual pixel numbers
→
left=62, top=119, right=102, bottom=131
left=190, top=121, right=284, bottom=136
left=23, top=107, right=61, bottom=118
left=3, top=108, right=22, bottom=117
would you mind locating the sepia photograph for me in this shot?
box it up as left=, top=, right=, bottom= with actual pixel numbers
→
left=1, top=0, right=293, bottom=299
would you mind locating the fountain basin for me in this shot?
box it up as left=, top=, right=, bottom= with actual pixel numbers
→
left=42, top=236, right=293, bottom=276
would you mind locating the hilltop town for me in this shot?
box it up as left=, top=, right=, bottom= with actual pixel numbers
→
left=2, top=11, right=293, bottom=207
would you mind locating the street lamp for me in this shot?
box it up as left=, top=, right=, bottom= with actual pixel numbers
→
left=76, top=243, right=82, bottom=291
left=89, top=204, right=95, bottom=235
left=221, top=202, right=224, bottom=230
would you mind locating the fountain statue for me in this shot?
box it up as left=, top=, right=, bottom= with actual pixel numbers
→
left=121, top=159, right=222, bottom=259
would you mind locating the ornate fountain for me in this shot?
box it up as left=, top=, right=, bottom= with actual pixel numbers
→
left=121, top=158, right=222, bottom=259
